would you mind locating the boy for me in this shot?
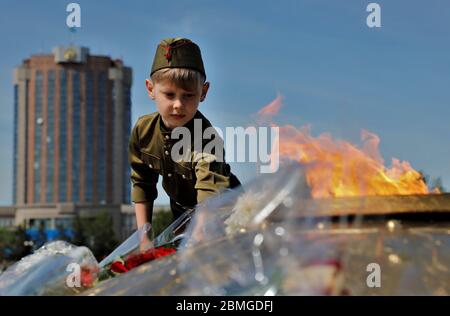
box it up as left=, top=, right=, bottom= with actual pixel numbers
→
left=129, top=37, right=240, bottom=230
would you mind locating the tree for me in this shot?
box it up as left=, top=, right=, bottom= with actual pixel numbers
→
left=70, top=211, right=119, bottom=261
left=34, top=222, right=48, bottom=250
left=71, top=215, right=86, bottom=246
left=0, top=226, right=32, bottom=270
left=56, top=224, right=71, bottom=242
left=151, top=209, right=173, bottom=238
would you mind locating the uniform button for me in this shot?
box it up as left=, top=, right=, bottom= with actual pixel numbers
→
left=168, top=173, right=172, bottom=177
left=165, top=135, right=170, bottom=140
left=148, top=164, right=153, bottom=168
left=165, top=150, right=169, bottom=155
left=182, top=174, right=186, bottom=179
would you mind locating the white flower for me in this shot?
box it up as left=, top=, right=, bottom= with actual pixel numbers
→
left=224, top=190, right=265, bottom=236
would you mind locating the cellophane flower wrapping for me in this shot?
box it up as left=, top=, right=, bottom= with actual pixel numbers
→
left=171, top=162, right=338, bottom=295
left=7, top=161, right=449, bottom=296
left=0, top=240, right=99, bottom=295
left=84, top=163, right=346, bottom=295
left=98, top=219, right=182, bottom=281
left=0, top=222, right=178, bottom=294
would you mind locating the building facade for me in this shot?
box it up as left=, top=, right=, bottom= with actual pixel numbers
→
left=11, top=46, right=135, bottom=241
left=13, top=45, right=132, bottom=206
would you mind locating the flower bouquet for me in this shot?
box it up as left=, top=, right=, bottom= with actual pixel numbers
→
left=97, top=212, right=193, bottom=281
left=0, top=214, right=187, bottom=295
left=101, top=246, right=176, bottom=279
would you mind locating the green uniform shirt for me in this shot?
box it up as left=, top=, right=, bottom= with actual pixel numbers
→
left=129, top=111, right=237, bottom=207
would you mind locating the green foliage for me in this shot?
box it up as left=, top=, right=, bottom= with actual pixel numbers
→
left=70, top=212, right=119, bottom=262
left=0, top=209, right=176, bottom=271
left=0, top=226, right=32, bottom=270
left=151, top=210, right=173, bottom=238
left=35, top=223, right=47, bottom=249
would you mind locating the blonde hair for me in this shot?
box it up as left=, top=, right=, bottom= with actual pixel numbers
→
left=151, top=68, right=205, bottom=90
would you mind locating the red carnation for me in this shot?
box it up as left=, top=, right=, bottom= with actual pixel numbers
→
left=79, top=266, right=99, bottom=287
left=108, top=247, right=177, bottom=275
left=124, top=247, right=176, bottom=270
left=125, top=254, right=147, bottom=270
left=154, top=247, right=176, bottom=258
left=110, top=261, right=129, bottom=273
left=80, top=270, right=93, bottom=287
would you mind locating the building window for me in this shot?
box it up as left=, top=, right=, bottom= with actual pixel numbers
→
left=28, top=218, right=52, bottom=229
left=46, top=71, right=55, bottom=202
left=97, top=71, right=106, bottom=203
left=55, top=217, right=73, bottom=229
left=85, top=71, right=94, bottom=202
left=0, top=218, right=13, bottom=228
left=13, top=84, right=18, bottom=204
left=112, top=79, right=132, bottom=204
left=72, top=71, right=80, bottom=202
left=123, top=85, right=132, bottom=204
left=34, top=71, right=43, bottom=203
left=59, top=70, right=67, bottom=201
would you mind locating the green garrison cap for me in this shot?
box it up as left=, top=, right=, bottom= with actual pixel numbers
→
left=150, top=37, right=206, bottom=78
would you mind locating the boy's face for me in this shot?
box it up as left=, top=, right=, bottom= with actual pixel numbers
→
left=146, top=79, right=209, bottom=129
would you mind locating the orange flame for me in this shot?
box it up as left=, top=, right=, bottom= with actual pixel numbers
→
left=259, top=97, right=433, bottom=198
left=257, top=94, right=283, bottom=120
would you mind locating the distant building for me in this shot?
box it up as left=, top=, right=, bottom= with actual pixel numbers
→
left=0, top=206, right=15, bottom=229
left=11, top=45, right=136, bottom=240
left=13, top=45, right=132, bottom=205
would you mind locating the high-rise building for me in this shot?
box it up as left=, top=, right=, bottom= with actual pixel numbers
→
left=13, top=45, right=132, bottom=206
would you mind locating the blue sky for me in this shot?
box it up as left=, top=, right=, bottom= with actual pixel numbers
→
left=0, top=0, right=449, bottom=205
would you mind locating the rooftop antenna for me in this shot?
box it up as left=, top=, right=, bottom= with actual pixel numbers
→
left=69, top=26, right=77, bottom=46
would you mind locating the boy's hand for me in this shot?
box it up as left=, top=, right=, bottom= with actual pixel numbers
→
left=139, top=234, right=154, bottom=252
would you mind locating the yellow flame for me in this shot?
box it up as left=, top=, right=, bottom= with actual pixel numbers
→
left=259, top=97, right=434, bottom=198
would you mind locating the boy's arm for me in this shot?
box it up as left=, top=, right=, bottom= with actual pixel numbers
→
left=129, top=121, right=159, bottom=227
left=135, top=202, right=154, bottom=251
left=135, top=202, right=153, bottom=229
left=194, top=153, right=232, bottom=203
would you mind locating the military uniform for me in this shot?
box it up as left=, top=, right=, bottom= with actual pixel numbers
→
left=129, top=110, right=240, bottom=219
left=130, top=37, right=240, bottom=220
